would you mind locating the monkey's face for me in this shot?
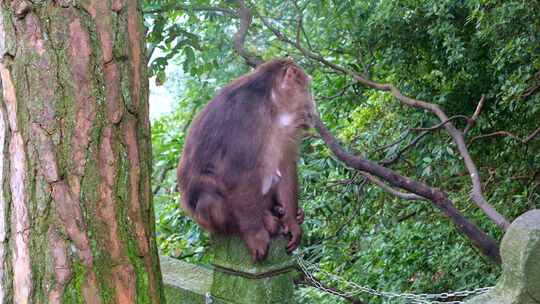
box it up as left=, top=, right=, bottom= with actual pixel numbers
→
left=297, top=89, right=316, bottom=130
left=276, top=66, right=317, bottom=129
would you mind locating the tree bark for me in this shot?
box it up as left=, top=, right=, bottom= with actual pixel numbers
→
left=0, top=1, right=164, bottom=303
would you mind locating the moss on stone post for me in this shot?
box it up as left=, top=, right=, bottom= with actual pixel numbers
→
left=161, top=255, right=212, bottom=304
left=466, top=209, right=540, bottom=304
left=210, top=236, right=297, bottom=304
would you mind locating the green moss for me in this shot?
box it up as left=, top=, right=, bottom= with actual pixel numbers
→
left=62, top=260, right=86, bottom=304
left=1, top=10, right=17, bottom=56
left=161, top=256, right=212, bottom=304
left=0, top=53, right=13, bottom=302
left=28, top=175, right=54, bottom=303
left=211, top=236, right=297, bottom=304
left=113, top=12, right=129, bottom=62
left=117, top=128, right=154, bottom=304
left=93, top=248, right=115, bottom=304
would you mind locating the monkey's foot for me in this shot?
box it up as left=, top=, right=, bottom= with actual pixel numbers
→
left=282, top=221, right=302, bottom=252
left=243, top=228, right=271, bottom=262
left=263, top=210, right=281, bottom=235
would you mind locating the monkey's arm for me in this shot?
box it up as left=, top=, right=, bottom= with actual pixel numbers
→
left=276, top=161, right=302, bottom=252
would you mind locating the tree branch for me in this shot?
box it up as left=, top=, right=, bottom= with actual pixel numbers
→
left=381, top=131, right=429, bottom=166
left=143, top=4, right=237, bottom=16
left=522, top=70, right=540, bottom=99
left=362, top=173, right=426, bottom=201
left=463, top=95, right=486, bottom=136
left=317, top=83, right=355, bottom=100
left=233, top=0, right=263, bottom=68
left=326, top=178, right=367, bottom=240
left=153, top=164, right=175, bottom=196
left=314, top=116, right=501, bottom=264
left=411, top=115, right=470, bottom=132
left=469, top=126, right=540, bottom=146
left=257, top=12, right=509, bottom=230
left=370, top=130, right=410, bottom=153
left=522, top=83, right=540, bottom=99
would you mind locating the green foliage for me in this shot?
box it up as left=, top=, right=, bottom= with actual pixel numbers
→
left=146, top=0, right=540, bottom=302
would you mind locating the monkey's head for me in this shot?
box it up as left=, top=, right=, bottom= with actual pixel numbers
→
left=270, top=61, right=317, bottom=130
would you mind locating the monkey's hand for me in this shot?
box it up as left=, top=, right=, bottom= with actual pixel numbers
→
left=282, top=220, right=302, bottom=252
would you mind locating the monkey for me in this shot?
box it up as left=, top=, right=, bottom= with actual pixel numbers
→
left=177, top=59, right=316, bottom=262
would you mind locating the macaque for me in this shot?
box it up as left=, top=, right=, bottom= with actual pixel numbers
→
left=177, top=59, right=315, bottom=262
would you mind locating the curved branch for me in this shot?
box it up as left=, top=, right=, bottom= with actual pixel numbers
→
left=152, top=164, right=175, bottom=196
left=370, top=130, right=410, bottom=153
left=381, top=131, right=429, bottom=166
left=411, top=115, right=470, bottom=132
left=463, top=95, right=486, bottom=136
left=233, top=0, right=263, bottom=68
left=362, top=173, right=425, bottom=201
left=469, top=126, right=540, bottom=146
left=314, top=116, right=501, bottom=264
left=317, top=83, right=355, bottom=101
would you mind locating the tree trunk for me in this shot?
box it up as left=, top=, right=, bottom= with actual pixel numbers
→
left=0, top=1, right=164, bottom=303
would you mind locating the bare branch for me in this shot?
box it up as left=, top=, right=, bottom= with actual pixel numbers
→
left=398, top=210, right=421, bottom=222
left=370, top=130, right=410, bottom=153
left=314, top=115, right=501, bottom=263
left=233, top=0, right=263, bottom=68
left=381, top=131, right=429, bottom=166
left=325, top=178, right=356, bottom=188
left=522, top=71, right=540, bottom=99
left=522, top=83, right=540, bottom=99
left=295, top=6, right=302, bottom=47
left=411, top=115, right=470, bottom=132
left=362, top=173, right=425, bottom=201
left=469, top=126, right=540, bottom=146
left=257, top=12, right=509, bottom=230
left=143, top=4, right=237, bottom=16
left=326, top=178, right=367, bottom=240
left=153, top=164, right=175, bottom=196
left=463, top=95, right=486, bottom=136
left=524, top=127, right=540, bottom=143
left=317, top=83, right=355, bottom=100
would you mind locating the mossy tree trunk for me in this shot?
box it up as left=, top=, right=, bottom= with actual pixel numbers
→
left=0, top=1, right=164, bottom=303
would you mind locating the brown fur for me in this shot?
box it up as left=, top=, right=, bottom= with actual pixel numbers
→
left=177, top=59, right=315, bottom=261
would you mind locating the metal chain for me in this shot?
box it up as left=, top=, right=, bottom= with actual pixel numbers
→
left=297, top=257, right=493, bottom=304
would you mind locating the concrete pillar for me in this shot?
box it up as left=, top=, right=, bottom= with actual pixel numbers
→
left=467, top=210, right=540, bottom=304
left=210, top=236, right=297, bottom=303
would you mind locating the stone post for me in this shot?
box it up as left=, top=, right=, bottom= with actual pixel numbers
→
left=210, top=236, right=297, bottom=303
left=467, top=209, right=540, bottom=304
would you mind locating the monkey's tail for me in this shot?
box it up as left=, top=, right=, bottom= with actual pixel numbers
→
left=193, top=191, right=235, bottom=233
